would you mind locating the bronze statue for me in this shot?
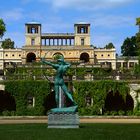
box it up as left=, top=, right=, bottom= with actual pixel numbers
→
left=41, top=56, right=76, bottom=110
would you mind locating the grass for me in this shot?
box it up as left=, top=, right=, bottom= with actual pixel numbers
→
left=0, top=123, right=140, bottom=140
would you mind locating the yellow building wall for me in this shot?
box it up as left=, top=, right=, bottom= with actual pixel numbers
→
left=3, top=49, right=22, bottom=60
left=94, top=49, right=116, bottom=59
left=74, top=35, right=90, bottom=46
left=25, top=35, right=41, bottom=46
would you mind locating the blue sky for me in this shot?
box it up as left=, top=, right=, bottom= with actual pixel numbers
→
left=0, top=0, right=140, bottom=54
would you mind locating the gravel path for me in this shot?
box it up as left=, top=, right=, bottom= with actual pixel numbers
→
left=0, top=117, right=140, bottom=124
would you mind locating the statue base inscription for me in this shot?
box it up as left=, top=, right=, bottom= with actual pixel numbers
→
left=48, top=112, right=79, bottom=128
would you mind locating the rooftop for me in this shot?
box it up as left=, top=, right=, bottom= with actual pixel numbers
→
left=74, top=22, right=90, bottom=25
left=25, top=22, right=41, bottom=25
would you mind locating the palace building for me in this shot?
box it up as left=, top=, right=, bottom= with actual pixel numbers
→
left=0, top=22, right=138, bottom=71
left=22, top=22, right=117, bottom=69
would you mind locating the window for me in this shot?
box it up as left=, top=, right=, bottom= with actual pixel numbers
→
left=31, top=39, right=35, bottom=45
left=123, top=62, right=128, bottom=68
left=32, top=28, right=36, bottom=33
left=129, top=62, right=134, bottom=68
left=27, top=26, right=38, bottom=34
left=85, top=95, right=92, bottom=106
left=101, top=54, right=104, bottom=57
left=81, top=38, right=84, bottom=45
left=101, top=62, right=105, bottom=65
left=19, top=54, right=21, bottom=57
left=106, top=62, right=111, bottom=67
left=5, top=54, right=8, bottom=57
left=27, top=95, right=35, bottom=108
left=12, top=54, right=14, bottom=57
left=77, top=26, right=88, bottom=33
left=81, top=27, right=84, bottom=33
left=108, top=54, right=110, bottom=57
left=116, top=62, right=121, bottom=69
left=32, top=27, right=38, bottom=34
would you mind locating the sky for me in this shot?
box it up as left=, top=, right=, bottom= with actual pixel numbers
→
left=0, top=0, right=140, bottom=55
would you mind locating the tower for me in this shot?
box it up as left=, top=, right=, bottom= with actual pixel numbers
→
left=74, top=22, right=90, bottom=46
left=25, top=22, right=41, bottom=46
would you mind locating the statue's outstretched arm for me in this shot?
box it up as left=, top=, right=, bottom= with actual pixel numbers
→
left=64, top=61, right=71, bottom=67
left=41, top=58, right=58, bottom=68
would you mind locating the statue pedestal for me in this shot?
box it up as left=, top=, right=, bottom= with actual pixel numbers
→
left=48, top=112, right=79, bottom=128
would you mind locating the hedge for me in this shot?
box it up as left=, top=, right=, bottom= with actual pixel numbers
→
left=0, top=80, right=139, bottom=116
left=4, top=80, right=51, bottom=115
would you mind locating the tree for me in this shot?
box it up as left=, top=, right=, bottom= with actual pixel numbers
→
left=136, top=17, right=140, bottom=32
left=121, top=36, right=138, bottom=56
left=0, top=18, right=6, bottom=38
left=1, top=38, right=14, bottom=49
left=53, top=53, right=63, bottom=60
left=133, top=51, right=140, bottom=75
left=104, top=42, right=115, bottom=49
left=136, top=32, right=140, bottom=48
left=91, top=45, right=97, bottom=48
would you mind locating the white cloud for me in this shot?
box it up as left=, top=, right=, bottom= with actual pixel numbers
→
left=92, top=14, right=134, bottom=28
left=0, top=8, right=24, bottom=22
left=39, top=0, right=134, bottom=10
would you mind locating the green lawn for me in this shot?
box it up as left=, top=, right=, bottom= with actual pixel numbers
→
left=0, top=123, right=140, bottom=140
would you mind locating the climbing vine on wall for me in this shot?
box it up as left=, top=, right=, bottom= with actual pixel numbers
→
left=0, top=80, right=134, bottom=116
left=73, top=80, right=130, bottom=115
left=4, top=80, right=51, bottom=115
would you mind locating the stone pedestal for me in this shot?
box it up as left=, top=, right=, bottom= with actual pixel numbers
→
left=48, top=112, right=79, bottom=128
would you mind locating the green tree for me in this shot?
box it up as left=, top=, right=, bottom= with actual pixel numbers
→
left=53, top=53, right=63, bottom=60
left=91, top=45, right=97, bottom=48
left=136, top=32, right=140, bottom=48
left=1, top=38, right=14, bottom=49
left=104, top=42, right=115, bottom=49
left=0, top=18, right=6, bottom=38
left=134, top=52, right=140, bottom=75
left=136, top=17, right=140, bottom=32
left=121, top=36, right=138, bottom=56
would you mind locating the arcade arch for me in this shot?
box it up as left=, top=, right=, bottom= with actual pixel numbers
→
left=80, top=52, right=89, bottom=62
left=53, top=52, right=64, bottom=60
left=0, top=90, right=16, bottom=113
left=26, top=52, right=36, bottom=62
left=104, top=91, right=134, bottom=114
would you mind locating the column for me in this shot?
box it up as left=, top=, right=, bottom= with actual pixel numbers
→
left=45, top=39, right=46, bottom=46
left=49, top=39, right=50, bottom=46
left=70, top=39, right=71, bottom=46
left=65, top=39, right=67, bottom=46
left=57, top=39, right=59, bottom=46
left=121, top=62, right=123, bottom=68
left=61, top=39, right=63, bottom=45
left=53, top=39, right=55, bottom=46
